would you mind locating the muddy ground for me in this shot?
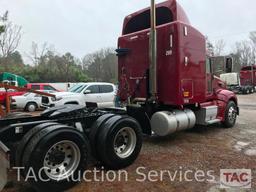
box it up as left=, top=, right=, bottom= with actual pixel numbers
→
left=3, top=94, right=256, bottom=192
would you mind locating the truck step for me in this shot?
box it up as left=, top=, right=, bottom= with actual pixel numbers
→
left=206, top=119, right=221, bottom=125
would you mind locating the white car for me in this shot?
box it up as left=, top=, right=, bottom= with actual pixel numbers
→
left=42, top=82, right=116, bottom=108
left=12, top=91, right=55, bottom=112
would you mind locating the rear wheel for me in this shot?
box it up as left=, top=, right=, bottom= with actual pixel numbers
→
left=246, top=88, right=250, bottom=94
left=96, top=116, right=142, bottom=169
left=16, top=122, right=59, bottom=168
left=21, top=124, right=90, bottom=192
left=25, top=102, right=38, bottom=112
left=222, top=101, right=237, bottom=128
left=89, top=113, right=115, bottom=159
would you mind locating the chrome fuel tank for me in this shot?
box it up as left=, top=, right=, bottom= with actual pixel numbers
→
left=150, top=109, right=196, bottom=136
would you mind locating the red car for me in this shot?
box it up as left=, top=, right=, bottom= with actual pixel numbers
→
left=0, top=89, right=25, bottom=105
left=25, top=83, right=60, bottom=92
left=0, top=83, right=59, bottom=105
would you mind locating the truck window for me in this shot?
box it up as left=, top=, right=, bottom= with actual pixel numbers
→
left=206, top=58, right=213, bottom=93
left=44, top=85, right=57, bottom=91
left=100, top=85, right=114, bottom=93
left=31, top=85, right=40, bottom=90
left=87, top=85, right=100, bottom=94
left=124, top=7, right=173, bottom=35
left=206, top=58, right=211, bottom=74
left=225, top=58, right=233, bottom=73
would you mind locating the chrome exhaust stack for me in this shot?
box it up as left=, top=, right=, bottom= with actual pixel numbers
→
left=149, top=0, right=157, bottom=101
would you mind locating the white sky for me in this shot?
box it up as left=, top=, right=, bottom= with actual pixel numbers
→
left=0, top=0, right=256, bottom=63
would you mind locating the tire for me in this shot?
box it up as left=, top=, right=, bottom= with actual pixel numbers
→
left=16, top=122, right=59, bottom=168
left=222, top=101, right=237, bottom=128
left=89, top=113, right=115, bottom=159
left=242, top=88, right=246, bottom=94
left=250, top=87, right=254, bottom=93
left=25, top=102, right=38, bottom=112
left=96, top=116, right=142, bottom=170
left=246, top=88, right=250, bottom=94
left=21, top=124, right=90, bottom=192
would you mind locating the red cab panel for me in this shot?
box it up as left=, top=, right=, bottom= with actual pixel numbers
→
left=118, top=0, right=206, bottom=106
left=240, top=65, right=256, bottom=86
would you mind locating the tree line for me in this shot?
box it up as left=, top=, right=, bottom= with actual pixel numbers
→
left=0, top=12, right=118, bottom=83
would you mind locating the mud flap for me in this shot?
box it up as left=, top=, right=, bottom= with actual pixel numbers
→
left=0, top=141, right=10, bottom=191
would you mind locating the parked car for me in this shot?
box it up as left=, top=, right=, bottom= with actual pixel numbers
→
left=0, top=83, right=60, bottom=105
left=42, top=82, right=116, bottom=108
left=12, top=90, right=56, bottom=112
left=25, top=83, right=60, bottom=92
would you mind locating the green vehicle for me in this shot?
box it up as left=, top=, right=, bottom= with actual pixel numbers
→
left=0, top=72, right=28, bottom=87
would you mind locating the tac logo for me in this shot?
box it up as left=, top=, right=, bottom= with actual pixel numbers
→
left=220, top=169, right=252, bottom=189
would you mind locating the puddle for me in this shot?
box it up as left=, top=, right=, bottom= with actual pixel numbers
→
left=233, top=141, right=250, bottom=152
left=236, top=141, right=250, bottom=146
left=245, top=130, right=256, bottom=134
left=207, top=185, right=246, bottom=192
left=244, top=148, right=256, bottom=156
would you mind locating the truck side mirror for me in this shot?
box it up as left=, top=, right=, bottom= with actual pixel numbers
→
left=84, top=90, right=91, bottom=94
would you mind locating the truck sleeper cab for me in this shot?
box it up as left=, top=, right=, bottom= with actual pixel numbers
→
left=117, top=0, right=238, bottom=135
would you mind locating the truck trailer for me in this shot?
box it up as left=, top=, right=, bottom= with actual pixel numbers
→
left=0, top=1, right=239, bottom=191
left=220, top=65, right=256, bottom=94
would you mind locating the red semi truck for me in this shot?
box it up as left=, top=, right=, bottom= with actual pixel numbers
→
left=0, top=0, right=238, bottom=191
left=240, top=65, right=256, bottom=93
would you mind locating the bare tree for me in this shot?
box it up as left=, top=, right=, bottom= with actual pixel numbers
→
left=26, top=42, right=50, bottom=66
left=82, top=48, right=117, bottom=82
left=249, top=31, right=256, bottom=64
left=0, top=20, right=22, bottom=70
left=234, top=40, right=255, bottom=66
left=214, top=39, right=226, bottom=56
left=0, top=22, right=22, bottom=58
left=0, top=11, right=8, bottom=35
left=206, top=36, right=214, bottom=56
left=250, top=31, right=256, bottom=45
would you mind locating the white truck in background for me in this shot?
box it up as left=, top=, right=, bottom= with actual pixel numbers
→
left=42, top=82, right=116, bottom=108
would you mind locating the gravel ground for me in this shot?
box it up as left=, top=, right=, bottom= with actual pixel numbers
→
left=2, top=94, right=256, bottom=192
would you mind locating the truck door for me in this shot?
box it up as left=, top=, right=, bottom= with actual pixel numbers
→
left=99, top=84, right=115, bottom=107
left=206, top=58, right=213, bottom=95
left=83, top=85, right=102, bottom=106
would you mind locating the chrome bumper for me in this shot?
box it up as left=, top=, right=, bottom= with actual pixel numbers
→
left=0, top=141, right=10, bottom=191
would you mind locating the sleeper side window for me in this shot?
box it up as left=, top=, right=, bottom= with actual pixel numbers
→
left=123, top=7, right=173, bottom=35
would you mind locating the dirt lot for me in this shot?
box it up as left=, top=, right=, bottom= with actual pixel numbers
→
left=3, top=94, right=256, bottom=192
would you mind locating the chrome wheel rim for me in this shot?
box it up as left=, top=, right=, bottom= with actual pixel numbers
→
left=228, top=106, right=236, bottom=122
left=28, top=104, right=36, bottom=112
left=114, top=127, right=136, bottom=159
left=43, top=140, right=81, bottom=181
